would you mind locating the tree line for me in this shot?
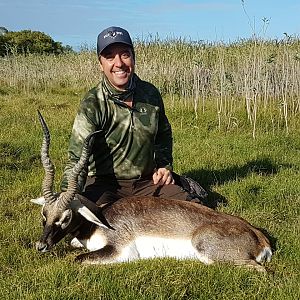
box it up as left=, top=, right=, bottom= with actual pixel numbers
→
left=0, top=27, right=73, bottom=56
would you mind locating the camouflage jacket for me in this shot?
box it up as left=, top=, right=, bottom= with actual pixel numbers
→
left=60, top=74, right=173, bottom=192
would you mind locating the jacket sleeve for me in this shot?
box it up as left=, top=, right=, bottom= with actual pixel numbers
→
left=154, top=93, right=173, bottom=171
left=60, top=98, right=98, bottom=192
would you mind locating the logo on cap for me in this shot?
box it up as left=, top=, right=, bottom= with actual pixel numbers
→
left=104, top=31, right=124, bottom=39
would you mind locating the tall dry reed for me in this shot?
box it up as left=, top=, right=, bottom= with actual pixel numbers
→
left=1, top=37, right=299, bottom=134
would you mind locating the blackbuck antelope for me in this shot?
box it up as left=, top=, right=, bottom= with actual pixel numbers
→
left=32, top=111, right=272, bottom=271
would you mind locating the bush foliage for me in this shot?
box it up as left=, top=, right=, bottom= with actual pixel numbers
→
left=0, top=29, right=72, bottom=56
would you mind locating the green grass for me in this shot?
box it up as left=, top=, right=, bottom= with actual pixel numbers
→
left=0, top=89, right=299, bottom=299
left=1, top=38, right=300, bottom=138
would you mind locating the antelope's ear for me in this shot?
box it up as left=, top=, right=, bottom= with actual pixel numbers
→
left=31, top=196, right=45, bottom=206
left=70, top=198, right=109, bottom=229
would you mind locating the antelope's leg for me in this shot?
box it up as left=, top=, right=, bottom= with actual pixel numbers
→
left=75, top=245, right=120, bottom=264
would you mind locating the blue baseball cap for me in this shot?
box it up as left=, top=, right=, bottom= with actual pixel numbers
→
left=97, top=26, right=133, bottom=56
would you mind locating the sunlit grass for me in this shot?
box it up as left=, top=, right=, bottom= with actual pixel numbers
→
left=1, top=37, right=300, bottom=136
left=0, top=39, right=300, bottom=299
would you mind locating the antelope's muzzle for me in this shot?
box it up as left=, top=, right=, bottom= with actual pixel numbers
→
left=36, top=241, right=50, bottom=252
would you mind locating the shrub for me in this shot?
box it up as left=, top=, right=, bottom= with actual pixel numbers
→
left=0, top=30, right=71, bottom=56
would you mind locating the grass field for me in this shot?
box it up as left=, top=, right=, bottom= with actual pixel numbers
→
left=0, top=41, right=300, bottom=299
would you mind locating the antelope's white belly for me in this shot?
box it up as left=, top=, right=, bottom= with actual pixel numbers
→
left=117, top=236, right=199, bottom=262
left=76, top=231, right=107, bottom=251
left=76, top=233, right=210, bottom=264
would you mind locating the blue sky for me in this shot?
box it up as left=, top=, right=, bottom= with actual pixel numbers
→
left=1, top=0, right=299, bottom=50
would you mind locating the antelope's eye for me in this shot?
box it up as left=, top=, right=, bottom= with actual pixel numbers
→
left=54, top=217, right=62, bottom=227
left=61, top=218, right=71, bottom=230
